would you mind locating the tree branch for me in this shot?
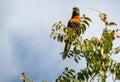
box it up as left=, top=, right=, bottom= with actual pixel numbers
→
left=90, top=73, right=97, bottom=82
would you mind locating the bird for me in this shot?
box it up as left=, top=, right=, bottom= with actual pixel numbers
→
left=62, top=7, right=81, bottom=60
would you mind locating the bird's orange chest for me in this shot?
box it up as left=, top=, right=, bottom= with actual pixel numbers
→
left=70, top=16, right=80, bottom=22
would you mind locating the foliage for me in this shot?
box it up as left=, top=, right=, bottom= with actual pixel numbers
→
left=51, top=15, right=92, bottom=61
left=50, top=11, right=120, bottom=82
left=20, top=72, right=34, bottom=82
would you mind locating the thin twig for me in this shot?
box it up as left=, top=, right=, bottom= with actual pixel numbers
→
left=90, top=73, right=97, bottom=82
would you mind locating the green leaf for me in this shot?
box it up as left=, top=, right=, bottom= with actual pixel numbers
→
left=56, top=78, right=63, bottom=82
left=56, top=23, right=61, bottom=30
left=60, top=35, right=64, bottom=42
left=63, top=27, right=68, bottom=33
left=84, top=17, right=92, bottom=22
left=50, top=30, right=55, bottom=38
left=112, top=46, right=120, bottom=54
left=30, top=80, right=34, bottom=82
left=101, top=76, right=106, bottom=82
left=80, top=24, right=86, bottom=34
left=69, top=69, right=75, bottom=73
left=25, top=78, right=29, bottom=82
left=81, top=70, right=89, bottom=80
left=74, top=58, right=79, bottom=63
left=73, top=79, right=80, bottom=82
left=77, top=56, right=81, bottom=60
left=99, top=13, right=107, bottom=23
left=65, top=67, right=68, bottom=72
left=69, top=52, right=74, bottom=57
left=77, top=72, right=85, bottom=81
left=53, top=33, right=58, bottom=40
left=82, top=23, right=86, bottom=30
left=77, top=28, right=81, bottom=36
left=68, top=71, right=74, bottom=76
left=64, top=73, right=70, bottom=77
left=52, top=22, right=57, bottom=28
left=108, top=22, right=117, bottom=26
left=82, top=20, right=89, bottom=26
left=57, top=34, right=63, bottom=42
left=88, top=68, right=92, bottom=76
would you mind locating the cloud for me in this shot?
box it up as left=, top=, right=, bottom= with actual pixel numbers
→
left=0, top=30, right=22, bottom=81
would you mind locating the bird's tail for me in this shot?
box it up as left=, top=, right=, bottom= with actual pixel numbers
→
left=62, top=42, right=71, bottom=60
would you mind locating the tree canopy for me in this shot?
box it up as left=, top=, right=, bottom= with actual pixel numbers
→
left=50, top=10, right=120, bottom=82
left=20, top=9, right=120, bottom=82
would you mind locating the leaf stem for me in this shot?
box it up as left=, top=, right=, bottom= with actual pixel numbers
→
left=90, top=73, right=97, bottom=82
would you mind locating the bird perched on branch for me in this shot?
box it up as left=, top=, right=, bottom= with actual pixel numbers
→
left=62, top=7, right=81, bottom=60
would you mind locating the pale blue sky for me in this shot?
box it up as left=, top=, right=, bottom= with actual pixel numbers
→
left=0, top=0, right=120, bottom=82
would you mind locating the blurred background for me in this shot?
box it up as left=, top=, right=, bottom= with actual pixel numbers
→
left=0, top=0, right=120, bottom=82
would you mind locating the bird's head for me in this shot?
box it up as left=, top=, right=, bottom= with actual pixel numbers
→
left=72, top=7, right=80, bottom=17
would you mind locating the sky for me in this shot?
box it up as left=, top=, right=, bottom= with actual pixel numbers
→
left=0, top=0, right=120, bottom=82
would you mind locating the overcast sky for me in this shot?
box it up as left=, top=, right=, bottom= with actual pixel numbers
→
left=0, top=0, right=120, bottom=82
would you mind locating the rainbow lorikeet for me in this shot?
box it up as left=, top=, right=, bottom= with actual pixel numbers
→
left=62, top=7, right=81, bottom=59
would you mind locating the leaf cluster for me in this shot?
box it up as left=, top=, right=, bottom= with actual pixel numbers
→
left=20, top=73, right=34, bottom=82
left=50, top=11, right=120, bottom=82
left=51, top=15, right=92, bottom=61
